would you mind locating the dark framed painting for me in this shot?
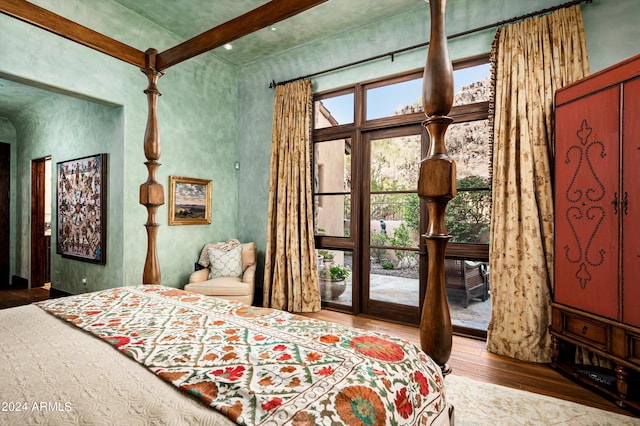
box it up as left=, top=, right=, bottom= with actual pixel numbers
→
left=168, top=176, right=212, bottom=225
left=56, top=153, right=107, bottom=264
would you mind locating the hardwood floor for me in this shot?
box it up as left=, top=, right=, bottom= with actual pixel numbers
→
left=0, top=283, right=51, bottom=309
left=1, top=287, right=636, bottom=418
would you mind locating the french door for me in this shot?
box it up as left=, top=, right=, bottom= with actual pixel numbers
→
left=360, top=126, right=426, bottom=324
left=314, top=124, right=427, bottom=325
left=314, top=58, right=492, bottom=333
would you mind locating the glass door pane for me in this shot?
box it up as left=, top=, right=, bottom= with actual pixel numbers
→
left=445, top=118, right=492, bottom=333
left=313, top=136, right=355, bottom=312
left=314, top=138, right=351, bottom=238
left=369, top=193, right=420, bottom=307
left=317, top=249, right=353, bottom=308
left=365, top=131, right=422, bottom=322
left=445, top=257, right=491, bottom=330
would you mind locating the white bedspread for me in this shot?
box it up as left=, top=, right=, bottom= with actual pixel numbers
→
left=0, top=304, right=234, bottom=426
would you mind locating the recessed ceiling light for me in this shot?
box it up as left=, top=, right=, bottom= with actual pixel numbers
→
left=269, top=26, right=278, bottom=31
left=223, top=43, right=233, bottom=50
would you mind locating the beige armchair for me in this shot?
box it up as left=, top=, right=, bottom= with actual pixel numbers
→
left=184, top=242, right=256, bottom=305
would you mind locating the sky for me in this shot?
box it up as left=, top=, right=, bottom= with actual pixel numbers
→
left=175, top=182, right=206, bottom=206
left=321, top=63, right=490, bottom=125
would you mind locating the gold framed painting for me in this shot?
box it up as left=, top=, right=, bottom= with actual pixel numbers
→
left=168, top=176, right=212, bottom=225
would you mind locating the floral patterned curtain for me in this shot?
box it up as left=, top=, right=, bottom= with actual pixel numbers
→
left=487, top=6, right=589, bottom=362
left=263, top=80, right=321, bottom=312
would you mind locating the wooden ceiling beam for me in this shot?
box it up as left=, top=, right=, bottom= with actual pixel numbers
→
left=157, top=0, right=329, bottom=71
left=0, top=0, right=146, bottom=68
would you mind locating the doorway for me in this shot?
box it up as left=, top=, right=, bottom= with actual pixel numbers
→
left=0, top=142, right=9, bottom=287
left=313, top=124, right=427, bottom=325
left=312, top=59, right=493, bottom=333
left=361, top=126, right=425, bottom=324
left=31, top=156, right=52, bottom=288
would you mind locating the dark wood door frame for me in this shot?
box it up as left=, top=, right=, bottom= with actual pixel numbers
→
left=360, top=126, right=426, bottom=326
left=31, top=156, right=49, bottom=288
left=0, top=142, right=9, bottom=287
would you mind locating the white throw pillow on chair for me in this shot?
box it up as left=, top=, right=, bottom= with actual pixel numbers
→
left=207, top=245, right=243, bottom=279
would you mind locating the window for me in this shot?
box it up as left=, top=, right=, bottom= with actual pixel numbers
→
left=313, top=54, right=491, bottom=335
left=366, top=77, right=422, bottom=120
left=453, top=63, right=491, bottom=106
left=447, top=120, right=491, bottom=245
left=314, top=92, right=354, bottom=129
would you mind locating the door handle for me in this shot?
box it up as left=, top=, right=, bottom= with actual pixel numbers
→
left=622, top=192, right=628, bottom=215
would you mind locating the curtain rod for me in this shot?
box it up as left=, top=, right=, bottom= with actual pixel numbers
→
left=269, top=0, right=592, bottom=88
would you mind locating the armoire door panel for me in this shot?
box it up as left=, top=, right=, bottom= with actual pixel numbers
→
left=622, top=78, right=640, bottom=327
left=554, top=87, right=620, bottom=320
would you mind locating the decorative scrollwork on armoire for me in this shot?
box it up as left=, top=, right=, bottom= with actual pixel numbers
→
left=562, top=119, right=607, bottom=289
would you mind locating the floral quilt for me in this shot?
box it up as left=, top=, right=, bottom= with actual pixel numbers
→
left=38, top=285, right=449, bottom=425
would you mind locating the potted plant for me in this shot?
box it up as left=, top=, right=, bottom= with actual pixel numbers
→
left=317, top=249, right=335, bottom=265
left=319, top=264, right=350, bottom=300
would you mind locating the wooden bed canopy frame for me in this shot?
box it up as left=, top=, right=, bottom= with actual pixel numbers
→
left=1, top=0, right=455, bottom=373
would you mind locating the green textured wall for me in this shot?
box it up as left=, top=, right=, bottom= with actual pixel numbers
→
left=10, top=96, right=124, bottom=293
left=581, top=0, right=640, bottom=72
left=1, top=0, right=638, bottom=297
left=0, top=0, right=239, bottom=292
left=237, top=0, right=640, bottom=302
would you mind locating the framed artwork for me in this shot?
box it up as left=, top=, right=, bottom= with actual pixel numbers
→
left=168, top=176, right=212, bottom=225
left=56, top=153, right=107, bottom=264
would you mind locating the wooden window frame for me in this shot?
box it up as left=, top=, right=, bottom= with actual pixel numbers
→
left=312, top=54, right=491, bottom=323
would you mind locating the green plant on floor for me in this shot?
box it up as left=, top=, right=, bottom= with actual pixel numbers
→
left=319, top=265, right=350, bottom=281
left=381, top=261, right=394, bottom=270
left=317, top=249, right=334, bottom=262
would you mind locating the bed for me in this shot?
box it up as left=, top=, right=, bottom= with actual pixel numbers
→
left=1, top=0, right=457, bottom=424
left=1, top=285, right=449, bottom=425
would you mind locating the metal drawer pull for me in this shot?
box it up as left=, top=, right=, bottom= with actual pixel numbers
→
left=582, top=325, right=588, bottom=334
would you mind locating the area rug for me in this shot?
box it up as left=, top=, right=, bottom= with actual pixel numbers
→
left=445, top=374, right=640, bottom=425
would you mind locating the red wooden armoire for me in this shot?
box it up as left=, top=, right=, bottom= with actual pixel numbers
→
left=551, top=53, right=640, bottom=410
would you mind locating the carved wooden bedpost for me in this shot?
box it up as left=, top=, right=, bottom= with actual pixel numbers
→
left=139, top=48, right=164, bottom=284
left=419, top=0, right=454, bottom=375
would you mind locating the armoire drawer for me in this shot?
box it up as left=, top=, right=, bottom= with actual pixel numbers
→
left=562, top=313, right=610, bottom=350
left=627, top=332, right=640, bottom=368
